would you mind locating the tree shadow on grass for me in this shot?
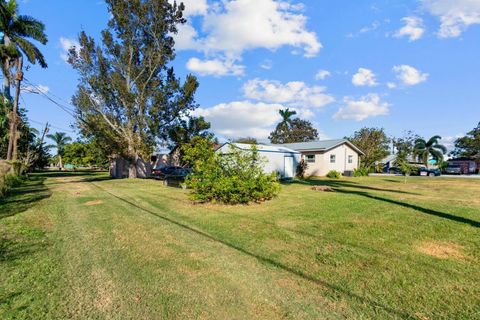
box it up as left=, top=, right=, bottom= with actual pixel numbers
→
left=90, top=182, right=414, bottom=319
left=0, top=177, right=52, bottom=220
left=290, top=179, right=420, bottom=195
left=333, top=188, right=480, bottom=228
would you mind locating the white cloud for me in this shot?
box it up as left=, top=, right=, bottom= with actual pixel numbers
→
left=421, top=0, right=480, bottom=38
left=59, top=37, right=79, bottom=62
left=199, top=0, right=321, bottom=58
left=243, top=79, right=335, bottom=108
left=22, top=84, right=50, bottom=94
left=387, top=82, right=397, bottom=89
left=395, top=16, right=425, bottom=41
left=186, top=57, right=245, bottom=77
left=175, top=0, right=321, bottom=76
left=393, top=65, right=429, bottom=86
left=352, top=68, right=378, bottom=87
left=260, top=59, right=273, bottom=70
left=193, top=100, right=317, bottom=140
left=334, top=94, right=390, bottom=121
left=192, top=101, right=283, bottom=139
left=315, top=69, right=331, bottom=80
left=360, top=21, right=381, bottom=34
left=176, top=0, right=208, bottom=17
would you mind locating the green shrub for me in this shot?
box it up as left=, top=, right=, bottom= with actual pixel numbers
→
left=183, top=138, right=281, bottom=204
left=326, top=170, right=341, bottom=179
left=353, top=167, right=369, bottom=177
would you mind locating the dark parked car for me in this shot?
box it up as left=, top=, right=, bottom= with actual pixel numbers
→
left=418, top=167, right=441, bottom=177
left=384, top=167, right=403, bottom=175
left=152, top=166, right=190, bottom=180
left=444, top=165, right=462, bottom=175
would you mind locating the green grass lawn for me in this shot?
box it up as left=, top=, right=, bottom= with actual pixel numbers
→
left=1, top=172, right=479, bottom=319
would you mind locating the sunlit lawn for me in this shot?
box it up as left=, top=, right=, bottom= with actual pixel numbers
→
left=1, top=172, right=479, bottom=319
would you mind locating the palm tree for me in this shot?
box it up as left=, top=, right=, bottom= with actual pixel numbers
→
left=0, top=0, right=48, bottom=161
left=279, top=108, right=297, bottom=129
left=414, top=136, right=447, bottom=168
left=46, top=132, right=71, bottom=169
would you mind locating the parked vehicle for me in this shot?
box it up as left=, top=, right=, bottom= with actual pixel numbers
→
left=418, top=167, right=441, bottom=177
left=444, top=165, right=462, bottom=175
left=385, top=167, right=403, bottom=175
left=152, top=166, right=190, bottom=180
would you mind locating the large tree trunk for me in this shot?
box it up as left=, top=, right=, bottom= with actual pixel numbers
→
left=6, top=59, right=23, bottom=161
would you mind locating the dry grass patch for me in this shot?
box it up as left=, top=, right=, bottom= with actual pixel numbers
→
left=416, top=241, right=465, bottom=260
left=84, top=200, right=104, bottom=206
left=311, top=186, right=335, bottom=192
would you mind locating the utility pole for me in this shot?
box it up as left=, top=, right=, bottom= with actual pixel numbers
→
left=6, top=57, right=23, bottom=161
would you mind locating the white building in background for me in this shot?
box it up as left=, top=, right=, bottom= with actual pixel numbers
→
left=215, top=143, right=301, bottom=179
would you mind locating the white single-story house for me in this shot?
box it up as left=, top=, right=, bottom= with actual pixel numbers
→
left=277, top=139, right=364, bottom=176
left=215, top=143, right=301, bottom=179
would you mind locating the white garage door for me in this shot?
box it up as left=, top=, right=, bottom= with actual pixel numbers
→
left=284, top=156, right=294, bottom=179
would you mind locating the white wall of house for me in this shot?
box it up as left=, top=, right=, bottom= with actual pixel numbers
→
left=216, top=144, right=301, bottom=178
left=302, top=143, right=360, bottom=176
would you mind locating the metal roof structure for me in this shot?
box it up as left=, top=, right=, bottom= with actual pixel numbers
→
left=276, top=139, right=364, bottom=155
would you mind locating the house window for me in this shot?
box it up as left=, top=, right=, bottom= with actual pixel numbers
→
left=348, top=155, right=353, bottom=164
left=330, top=154, right=336, bottom=163
left=305, top=154, right=315, bottom=163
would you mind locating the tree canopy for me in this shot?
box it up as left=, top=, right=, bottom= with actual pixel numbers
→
left=452, top=122, right=480, bottom=158
left=269, top=108, right=318, bottom=144
left=348, top=127, right=390, bottom=170
left=68, top=0, right=198, bottom=177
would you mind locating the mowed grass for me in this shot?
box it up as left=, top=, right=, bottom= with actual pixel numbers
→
left=0, top=172, right=479, bottom=319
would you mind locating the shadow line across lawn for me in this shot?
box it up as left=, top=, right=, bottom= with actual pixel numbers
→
left=333, top=189, right=480, bottom=228
left=0, top=176, right=52, bottom=220
left=292, top=179, right=480, bottom=228
left=90, top=182, right=414, bottom=319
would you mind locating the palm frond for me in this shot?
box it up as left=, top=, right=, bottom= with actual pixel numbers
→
left=427, top=135, right=442, bottom=146
left=12, top=36, right=47, bottom=67
left=11, top=15, right=47, bottom=44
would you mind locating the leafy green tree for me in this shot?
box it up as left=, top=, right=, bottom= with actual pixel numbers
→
left=414, top=136, right=447, bottom=167
left=167, top=116, right=213, bottom=163
left=452, top=122, right=480, bottom=158
left=348, top=127, right=390, bottom=170
left=63, top=141, right=109, bottom=168
left=46, top=132, right=71, bottom=169
left=0, top=0, right=48, bottom=160
left=269, top=108, right=318, bottom=144
left=233, top=137, right=258, bottom=144
left=392, top=131, right=421, bottom=160
left=68, top=0, right=198, bottom=178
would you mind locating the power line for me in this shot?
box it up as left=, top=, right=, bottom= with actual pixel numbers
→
left=22, top=78, right=77, bottom=117
left=28, top=119, right=75, bottom=133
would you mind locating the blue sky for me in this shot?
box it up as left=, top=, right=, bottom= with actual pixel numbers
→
left=20, top=0, right=480, bottom=149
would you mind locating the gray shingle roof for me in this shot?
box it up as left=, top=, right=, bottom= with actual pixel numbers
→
left=275, top=139, right=364, bottom=155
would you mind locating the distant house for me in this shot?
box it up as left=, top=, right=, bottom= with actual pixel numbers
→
left=215, top=143, right=301, bottom=179
left=276, top=139, right=364, bottom=176
left=378, top=154, right=423, bottom=172
left=448, top=157, right=479, bottom=174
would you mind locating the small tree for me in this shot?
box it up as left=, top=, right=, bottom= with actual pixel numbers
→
left=348, top=127, right=390, bottom=170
